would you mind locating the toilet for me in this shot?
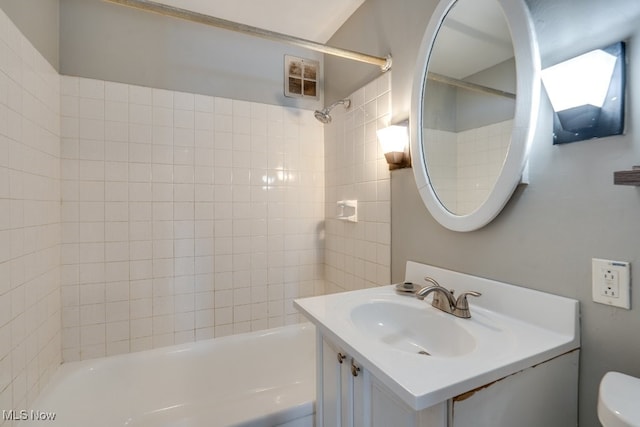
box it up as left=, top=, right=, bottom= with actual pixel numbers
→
left=598, top=371, right=640, bottom=426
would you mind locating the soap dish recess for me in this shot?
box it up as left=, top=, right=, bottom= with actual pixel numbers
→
left=337, top=200, right=357, bottom=222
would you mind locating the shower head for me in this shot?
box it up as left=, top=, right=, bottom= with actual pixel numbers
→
left=314, top=98, right=351, bottom=124
left=314, top=109, right=332, bottom=124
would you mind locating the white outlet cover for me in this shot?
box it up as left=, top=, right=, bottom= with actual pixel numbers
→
left=592, top=258, right=631, bottom=309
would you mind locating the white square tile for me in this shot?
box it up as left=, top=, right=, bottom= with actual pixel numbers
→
left=105, top=222, right=129, bottom=242
left=79, top=118, right=105, bottom=141
left=129, top=221, right=151, bottom=241
left=194, top=94, right=214, bottom=113
left=174, top=110, right=194, bottom=129
left=62, top=76, right=79, bottom=96
left=105, top=82, right=129, bottom=102
left=105, top=101, right=128, bottom=123
left=129, top=85, right=152, bottom=105
left=131, top=318, right=152, bottom=339
left=106, top=320, right=129, bottom=342
left=152, top=89, right=173, bottom=108
left=129, top=124, right=152, bottom=144
left=79, top=202, right=104, bottom=222
left=105, top=241, right=129, bottom=262
left=174, top=92, right=194, bottom=110
left=128, top=142, right=152, bottom=163
left=195, top=130, right=213, bottom=148
left=129, top=184, right=152, bottom=202
left=174, top=166, right=194, bottom=184
left=106, top=121, right=128, bottom=142
left=129, top=104, right=152, bottom=125
left=153, top=108, right=173, bottom=128
left=79, top=97, right=105, bottom=120
left=79, top=140, right=104, bottom=161
left=78, top=78, right=104, bottom=99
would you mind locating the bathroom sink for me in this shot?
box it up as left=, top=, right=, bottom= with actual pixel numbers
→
left=294, top=261, right=580, bottom=411
left=350, top=301, right=475, bottom=357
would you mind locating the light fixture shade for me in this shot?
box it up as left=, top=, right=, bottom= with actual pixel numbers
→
left=376, top=124, right=411, bottom=170
left=542, top=49, right=617, bottom=112
left=376, top=125, right=409, bottom=154
left=541, top=42, right=625, bottom=144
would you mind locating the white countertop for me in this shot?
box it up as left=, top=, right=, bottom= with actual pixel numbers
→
left=294, top=262, right=580, bottom=411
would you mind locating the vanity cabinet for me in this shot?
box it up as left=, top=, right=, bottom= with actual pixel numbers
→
left=317, top=332, right=579, bottom=427
left=295, top=262, right=580, bottom=427
left=318, top=335, right=447, bottom=427
left=319, top=337, right=369, bottom=427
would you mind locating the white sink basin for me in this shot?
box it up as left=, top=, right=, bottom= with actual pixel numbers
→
left=294, top=261, right=580, bottom=410
left=350, top=301, right=476, bottom=357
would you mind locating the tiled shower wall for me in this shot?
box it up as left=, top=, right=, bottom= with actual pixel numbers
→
left=324, top=74, right=391, bottom=293
left=0, top=10, right=61, bottom=415
left=60, top=76, right=325, bottom=361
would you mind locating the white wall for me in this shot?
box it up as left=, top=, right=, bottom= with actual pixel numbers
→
left=0, top=9, right=61, bottom=417
left=324, top=73, right=391, bottom=292
left=60, top=76, right=325, bottom=361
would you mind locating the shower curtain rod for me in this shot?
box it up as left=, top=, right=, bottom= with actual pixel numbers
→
left=427, top=72, right=516, bottom=99
left=105, top=0, right=393, bottom=72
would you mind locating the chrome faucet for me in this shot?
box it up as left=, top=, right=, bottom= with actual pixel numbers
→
left=416, top=276, right=481, bottom=319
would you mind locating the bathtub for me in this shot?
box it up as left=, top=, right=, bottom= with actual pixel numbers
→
left=20, top=323, right=316, bottom=427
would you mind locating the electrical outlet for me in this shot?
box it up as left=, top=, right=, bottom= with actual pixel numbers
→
left=592, top=258, right=631, bottom=309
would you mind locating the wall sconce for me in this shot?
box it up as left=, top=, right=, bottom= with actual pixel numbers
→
left=377, top=123, right=411, bottom=170
left=541, top=42, right=625, bottom=144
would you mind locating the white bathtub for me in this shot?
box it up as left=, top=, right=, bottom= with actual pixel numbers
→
left=20, top=323, right=316, bottom=427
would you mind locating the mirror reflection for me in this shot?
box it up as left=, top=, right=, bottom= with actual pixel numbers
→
left=422, top=0, right=515, bottom=215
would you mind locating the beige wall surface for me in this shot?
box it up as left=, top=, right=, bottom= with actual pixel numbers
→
left=0, top=0, right=59, bottom=69
left=328, top=0, right=640, bottom=425
left=0, top=7, right=62, bottom=413
left=0, top=0, right=322, bottom=110
left=58, top=0, right=323, bottom=111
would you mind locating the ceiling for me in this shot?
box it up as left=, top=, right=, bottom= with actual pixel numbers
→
left=153, top=0, right=366, bottom=43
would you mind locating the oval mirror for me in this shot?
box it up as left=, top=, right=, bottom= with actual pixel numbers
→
left=410, top=0, right=540, bottom=231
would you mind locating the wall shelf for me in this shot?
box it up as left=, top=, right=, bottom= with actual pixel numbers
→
left=614, top=166, right=640, bottom=186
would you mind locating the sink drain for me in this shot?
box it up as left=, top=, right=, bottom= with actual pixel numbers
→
left=418, top=350, right=431, bottom=356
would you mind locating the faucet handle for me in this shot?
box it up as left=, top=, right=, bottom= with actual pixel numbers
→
left=454, top=291, right=481, bottom=318
left=423, top=276, right=441, bottom=287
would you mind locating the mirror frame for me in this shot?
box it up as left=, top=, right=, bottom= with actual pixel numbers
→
left=410, top=0, right=541, bottom=232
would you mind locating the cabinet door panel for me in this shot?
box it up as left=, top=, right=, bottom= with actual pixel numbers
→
left=321, top=338, right=342, bottom=426
left=340, top=356, right=353, bottom=427
left=371, top=378, right=417, bottom=427
left=352, top=359, right=371, bottom=427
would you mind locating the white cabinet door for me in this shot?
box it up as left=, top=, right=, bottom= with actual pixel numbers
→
left=318, top=333, right=447, bottom=427
left=370, top=375, right=447, bottom=427
left=320, top=336, right=343, bottom=427
left=371, top=376, right=417, bottom=427
left=319, top=336, right=371, bottom=427
left=350, top=357, right=370, bottom=427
